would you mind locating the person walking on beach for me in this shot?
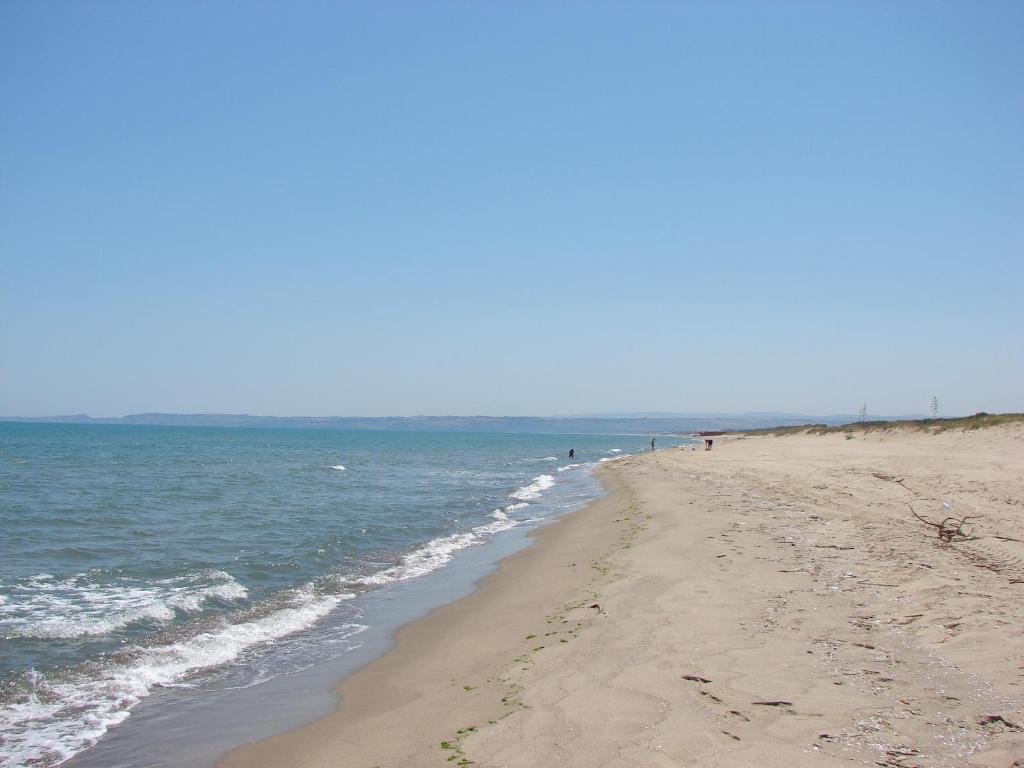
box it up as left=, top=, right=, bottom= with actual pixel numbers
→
left=568, top=448, right=575, bottom=459
left=650, top=436, right=656, bottom=452
left=705, top=438, right=714, bottom=451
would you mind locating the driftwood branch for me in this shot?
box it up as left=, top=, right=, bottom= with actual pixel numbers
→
left=907, top=503, right=974, bottom=542
left=873, top=472, right=978, bottom=544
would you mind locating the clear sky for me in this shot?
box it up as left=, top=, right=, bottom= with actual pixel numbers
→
left=1, top=1, right=1021, bottom=418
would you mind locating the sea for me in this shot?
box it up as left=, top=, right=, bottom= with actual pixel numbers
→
left=0, top=423, right=690, bottom=767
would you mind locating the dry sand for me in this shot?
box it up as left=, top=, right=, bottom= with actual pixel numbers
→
left=220, top=424, right=1024, bottom=767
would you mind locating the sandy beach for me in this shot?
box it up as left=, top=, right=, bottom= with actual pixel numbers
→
left=220, top=423, right=1024, bottom=768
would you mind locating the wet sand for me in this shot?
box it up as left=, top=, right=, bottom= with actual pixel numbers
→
left=221, top=424, right=1024, bottom=767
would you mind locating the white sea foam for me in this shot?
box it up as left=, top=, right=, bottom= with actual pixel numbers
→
left=0, top=587, right=352, bottom=768
left=350, top=493, right=546, bottom=589
left=0, top=570, right=248, bottom=640
left=474, top=520, right=517, bottom=536
left=352, top=532, right=479, bottom=586
left=165, top=578, right=249, bottom=613
left=329, top=464, right=346, bottom=471
left=556, top=462, right=582, bottom=473
left=607, top=448, right=623, bottom=454
left=509, top=474, right=555, bottom=501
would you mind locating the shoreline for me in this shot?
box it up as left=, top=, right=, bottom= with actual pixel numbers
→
left=56, top=446, right=636, bottom=768
left=221, top=426, right=1024, bottom=767
left=219, top=464, right=638, bottom=768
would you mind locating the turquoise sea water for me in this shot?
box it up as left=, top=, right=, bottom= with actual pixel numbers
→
left=0, top=423, right=682, bottom=766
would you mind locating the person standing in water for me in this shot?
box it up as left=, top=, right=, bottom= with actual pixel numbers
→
left=650, top=436, right=656, bottom=451
left=568, top=448, right=575, bottom=459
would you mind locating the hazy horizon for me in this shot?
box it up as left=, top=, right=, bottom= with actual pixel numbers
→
left=2, top=2, right=1021, bottom=418
left=0, top=408, right=959, bottom=422
left=0, top=404, right=1000, bottom=420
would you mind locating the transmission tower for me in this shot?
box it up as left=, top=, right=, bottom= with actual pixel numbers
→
left=931, top=396, right=938, bottom=418
left=859, top=403, right=867, bottom=423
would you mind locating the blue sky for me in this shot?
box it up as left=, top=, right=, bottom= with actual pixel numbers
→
left=1, top=1, right=1021, bottom=417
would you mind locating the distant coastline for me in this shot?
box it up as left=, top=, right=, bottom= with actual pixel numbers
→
left=0, top=412, right=924, bottom=434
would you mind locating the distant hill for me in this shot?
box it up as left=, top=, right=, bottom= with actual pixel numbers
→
left=0, top=412, right=917, bottom=434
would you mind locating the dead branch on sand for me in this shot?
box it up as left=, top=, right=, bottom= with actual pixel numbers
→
left=907, top=503, right=975, bottom=542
